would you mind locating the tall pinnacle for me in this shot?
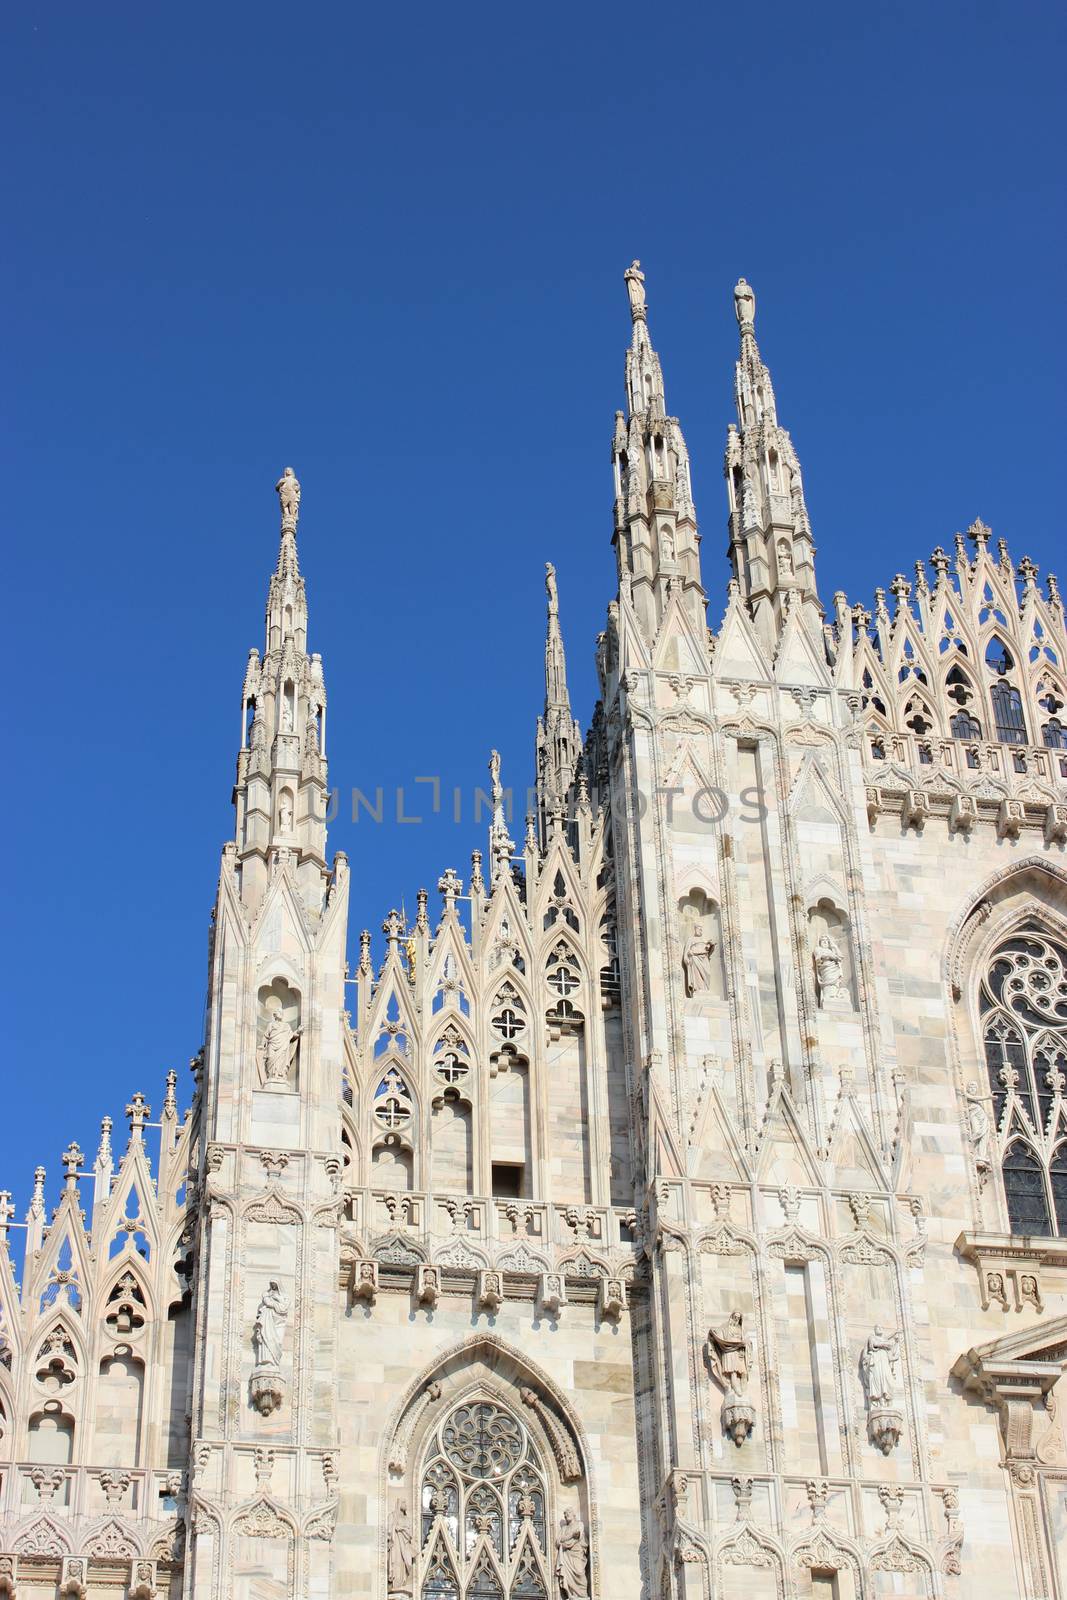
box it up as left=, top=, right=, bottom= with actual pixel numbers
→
left=536, top=562, right=582, bottom=840
left=725, top=277, right=821, bottom=647
left=611, top=260, right=705, bottom=643
left=232, top=467, right=330, bottom=916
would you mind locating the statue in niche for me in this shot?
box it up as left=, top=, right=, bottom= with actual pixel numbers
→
left=279, top=799, right=293, bottom=833
left=708, top=1310, right=757, bottom=1446
left=682, top=923, right=715, bottom=997
left=280, top=700, right=294, bottom=734
left=276, top=466, right=301, bottom=524
left=555, top=1508, right=589, bottom=1598
left=261, top=998, right=301, bottom=1085
left=624, top=260, right=646, bottom=317
left=250, top=1278, right=290, bottom=1416
left=252, top=1280, right=290, bottom=1372
left=964, top=1081, right=992, bottom=1177
left=860, top=1323, right=903, bottom=1453
left=708, top=1310, right=752, bottom=1395
left=777, top=539, right=794, bottom=577
left=813, top=932, right=847, bottom=1007
left=860, top=1325, right=899, bottom=1406
left=386, top=1500, right=415, bottom=1597
left=660, top=527, right=676, bottom=564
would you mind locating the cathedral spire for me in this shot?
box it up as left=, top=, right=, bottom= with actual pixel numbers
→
left=725, top=278, right=822, bottom=648
left=536, top=562, right=582, bottom=841
left=232, top=467, right=330, bottom=915
left=613, top=261, right=705, bottom=643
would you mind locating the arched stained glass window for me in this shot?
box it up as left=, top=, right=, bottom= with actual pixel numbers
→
left=417, top=1400, right=554, bottom=1599
left=980, top=926, right=1067, bottom=1236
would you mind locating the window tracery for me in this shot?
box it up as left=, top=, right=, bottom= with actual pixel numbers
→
left=417, top=1399, right=551, bottom=1599
left=980, top=924, right=1067, bottom=1235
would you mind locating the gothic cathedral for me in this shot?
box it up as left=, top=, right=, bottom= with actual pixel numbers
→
left=2, top=270, right=1067, bottom=1600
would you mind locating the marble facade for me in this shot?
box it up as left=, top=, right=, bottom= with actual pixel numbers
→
left=1, top=270, right=1066, bottom=1597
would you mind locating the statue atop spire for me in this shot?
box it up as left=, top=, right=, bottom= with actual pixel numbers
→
left=275, top=466, right=301, bottom=532
left=624, top=260, right=647, bottom=323
left=734, top=277, right=756, bottom=329
left=546, top=561, right=559, bottom=617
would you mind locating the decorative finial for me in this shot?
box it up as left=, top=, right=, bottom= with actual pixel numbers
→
left=470, top=848, right=485, bottom=895
left=125, top=1092, right=150, bottom=1145
left=61, top=1142, right=83, bottom=1192
left=734, top=277, right=756, bottom=329
left=624, top=260, right=646, bottom=323
left=163, top=1069, right=178, bottom=1120
left=275, top=467, right=301, bottom=533
left=415, top=888, right=429, bottom=934
left=29, top=1165, right=46, bottom=1220
left=546, top=562, right=559, bottom=617
left=890, top=574, right=912, bottom=615
left=359, top=928, right=373, bottom=973
left=437, top=868, right=461, bottom=909
left=96, top=1116, right=114, bottom=1171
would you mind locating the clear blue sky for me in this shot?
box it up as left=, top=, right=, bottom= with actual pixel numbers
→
left=3, top=2, right=1064, bottom=1208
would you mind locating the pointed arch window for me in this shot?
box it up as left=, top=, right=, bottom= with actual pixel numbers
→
left=991, top=681, right=1028, bottom=744
left=980, top=926, right=1067, bottom=1235
left=417, top=1400, right=552, bottom=1599
left=950, top=709, right=982, bottom=740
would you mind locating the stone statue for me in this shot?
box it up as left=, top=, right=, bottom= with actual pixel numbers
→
left=660, top=527, right=676, bottom=564
left=1020, top=1273, right=1041, bottom=1309
left=777, top=539, right=794, bottom=577
left=708, top=1310, right=752, bottom=1395
left=964, top=1082, right=991, bottom=1168
left=860, top=1325, right=899, bottom=1407
left=252, top=1280, right=290, bottom=1371
left=814, top=933, right=847, bottom=1006
left=555, top=1508, right=589, bottom=1598
left=624, top=260, right=646, bottom=317
left=280, top=700, right=294, bottom=734
left=276, top=466, right=301, bottom=524
left=546, top=561, right=559, bottom=616
left=734, top=277, right=756, bottom=327
left=985, top=1270, right=1008, bottom=1308
left=261, top=1003, right=301, bottom=1084
left=279, top=800, right=293, bottom=833
left=709, top=1310, right=756, bottom=1446
left=386, top=1500, right=415, bottom=1597
left=682, top=924, right=715, bottom=997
